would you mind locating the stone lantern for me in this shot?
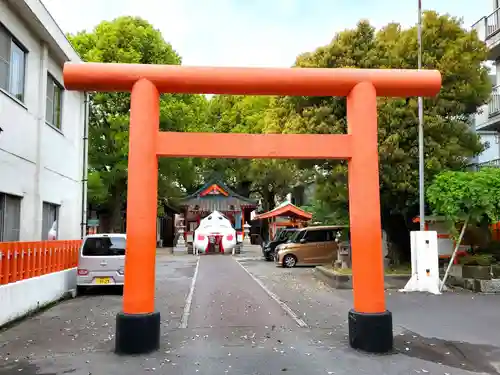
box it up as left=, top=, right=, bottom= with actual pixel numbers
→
left=243, top=223, right=252, bottom=245
left=174, top=215, right=187, bottom=253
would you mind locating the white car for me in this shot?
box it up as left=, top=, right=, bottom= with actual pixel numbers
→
left=76, top=233, right=126, bottom=294
left=193, top=211, right=237, bottom=254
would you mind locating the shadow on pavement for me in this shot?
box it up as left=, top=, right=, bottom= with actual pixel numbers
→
left=395, top=329, right=500, bottom=374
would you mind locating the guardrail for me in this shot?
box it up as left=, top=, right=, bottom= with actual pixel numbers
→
left=0, top=240, right=81, bottom=285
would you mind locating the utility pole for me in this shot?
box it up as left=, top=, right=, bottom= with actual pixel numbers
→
left=417, top=0, right=425, bottom=231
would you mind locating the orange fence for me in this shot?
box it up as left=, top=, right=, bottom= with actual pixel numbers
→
left=0, top=240, right=81, bottom=286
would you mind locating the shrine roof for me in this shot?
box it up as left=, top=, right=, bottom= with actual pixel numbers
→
left=180, top=179, right=257, bottom=207
left=253, top=201, right=312, bottom=221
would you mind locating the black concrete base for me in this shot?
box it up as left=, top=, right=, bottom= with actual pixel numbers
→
left=348, top=309, right=393, bottom=353
left=115, top=311, right=161, bottom=355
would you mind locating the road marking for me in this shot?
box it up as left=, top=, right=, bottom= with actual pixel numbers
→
left=180, top=257, right=200, bottom=328
left=235, top=259, right=308, bottom=328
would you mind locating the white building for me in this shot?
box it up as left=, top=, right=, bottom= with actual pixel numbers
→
left=472, top=1, right=500, bottom=167
left=0, top=0, right=87, bottom=242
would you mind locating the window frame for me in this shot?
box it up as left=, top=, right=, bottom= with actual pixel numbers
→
left=42, top=201, right=60, bottom=240
left=0, top=192, right=22, bottom=242
left=45, top=73, right=64, bottom=130
left=0, top=23, right=27, bottom=104
left=304, top=229, right=329, bottom=243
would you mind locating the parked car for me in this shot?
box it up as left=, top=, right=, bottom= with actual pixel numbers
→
left=262, top=228, right=298, bottom=261
left=76, top=233, right=126, bottom=294
left=274, top=225, right=348, bottom=268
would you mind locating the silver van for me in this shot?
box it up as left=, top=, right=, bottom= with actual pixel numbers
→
left=76, top=233, right=126, bottom=294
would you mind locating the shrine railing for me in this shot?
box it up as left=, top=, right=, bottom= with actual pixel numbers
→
left=0, top=240, right=81, bottom=286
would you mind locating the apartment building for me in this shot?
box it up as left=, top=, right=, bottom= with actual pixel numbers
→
left=0, top=0, right=87, bottom=241
left=472, top=1, right=500, bottom=167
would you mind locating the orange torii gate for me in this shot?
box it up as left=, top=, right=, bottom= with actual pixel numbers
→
left=63, top=63, right=441, bottom=355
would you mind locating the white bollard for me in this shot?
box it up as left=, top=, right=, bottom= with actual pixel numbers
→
left=399, top=230, right=441, bottom=295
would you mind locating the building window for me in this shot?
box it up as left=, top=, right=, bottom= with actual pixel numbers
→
left=0, top=24, right=26, bottom=102
left=0, top=193, right=22, bottom=241
left=42, top=202, right=59, bottom=240
left=46, top=74, right=63, bottom=129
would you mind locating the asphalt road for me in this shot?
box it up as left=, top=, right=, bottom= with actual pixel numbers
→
left=1, top=248, right=499, bottom=375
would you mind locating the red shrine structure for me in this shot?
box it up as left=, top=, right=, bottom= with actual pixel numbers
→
left=179, top=179, right=257, bottom=239
left=253, top=201, right=312, bottom=240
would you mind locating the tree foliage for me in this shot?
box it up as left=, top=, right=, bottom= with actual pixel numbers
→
left=262, top=12, right=491, bottom=255
left=427, top=169, right=500, bottom=230
left=68, top=11, right=493, bottom=246
left=427, top=169, right=500, bottom=279
left=68, top=16, right=207, bottom=229
left=301, top=198, right=348, bottom=226
left=203, top=95, right=300, bottom=210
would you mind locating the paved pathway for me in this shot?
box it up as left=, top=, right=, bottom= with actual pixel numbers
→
left=0, top=248, right=499, bottom=375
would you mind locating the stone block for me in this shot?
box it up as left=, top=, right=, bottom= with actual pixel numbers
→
left=448, top=264, right=463, bottom=278
left=491, top=264, right=500, bottom=278
left=479, top=279, right=500, bottom=293
left=314, top=266, right=409, bottom=290
left=462, top=265, right=491, bottom=280
left=173, top=245, right=187, bottom=254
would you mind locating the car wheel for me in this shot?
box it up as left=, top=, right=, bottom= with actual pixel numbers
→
left=283, top=254, right=297, bottom=268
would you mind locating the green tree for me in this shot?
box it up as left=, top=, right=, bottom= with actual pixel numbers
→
left=427, top=168, right=500, bottom=288
left=266, top=12, right=491, bottom=260
left=203, top=95, right=300, bottom=209
left=427, top=169, right=500, bottom=232
left=300, top=198, right=347, bottom=225
left=69, top=16, right=207, bottom=230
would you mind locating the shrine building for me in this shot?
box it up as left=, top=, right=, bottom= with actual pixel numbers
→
left=179, top=179, right=257, bottom=239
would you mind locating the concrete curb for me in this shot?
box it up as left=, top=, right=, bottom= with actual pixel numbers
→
left=314, top=266, right=410, bottom=290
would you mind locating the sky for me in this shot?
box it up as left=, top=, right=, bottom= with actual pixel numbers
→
left=41, top=0, right=491, bottom=68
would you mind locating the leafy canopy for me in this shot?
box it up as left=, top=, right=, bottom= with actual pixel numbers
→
left=265, top=11, right=491, bottom=221
left=427, top=169, right=500, bottom=226
left=201, top=95, right=300, bottom=209
left=68, top=16, right=208, bottom=226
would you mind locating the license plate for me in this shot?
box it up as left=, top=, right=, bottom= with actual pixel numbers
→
left=95, top=277, right=112, bottom=285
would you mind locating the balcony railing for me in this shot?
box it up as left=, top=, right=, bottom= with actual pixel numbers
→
left=487, top=8, right=500, bottom=38
left=472, top=7, right=500, bottom=41
left=489, top=85, right=500, bottom=118
left=467, top=159, right=500, bottom=172
left=477, top=158, right=500, bottom=170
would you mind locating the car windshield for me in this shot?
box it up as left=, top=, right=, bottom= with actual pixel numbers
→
left=288, top=230, right=305, bottom=243
left=281, top=230, right=296, bottom=241
left=272, top=228, right=284, bottom=240
left=82, top=236, right=126, bottom=256
left=275, top=230, right=288, bottom=241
